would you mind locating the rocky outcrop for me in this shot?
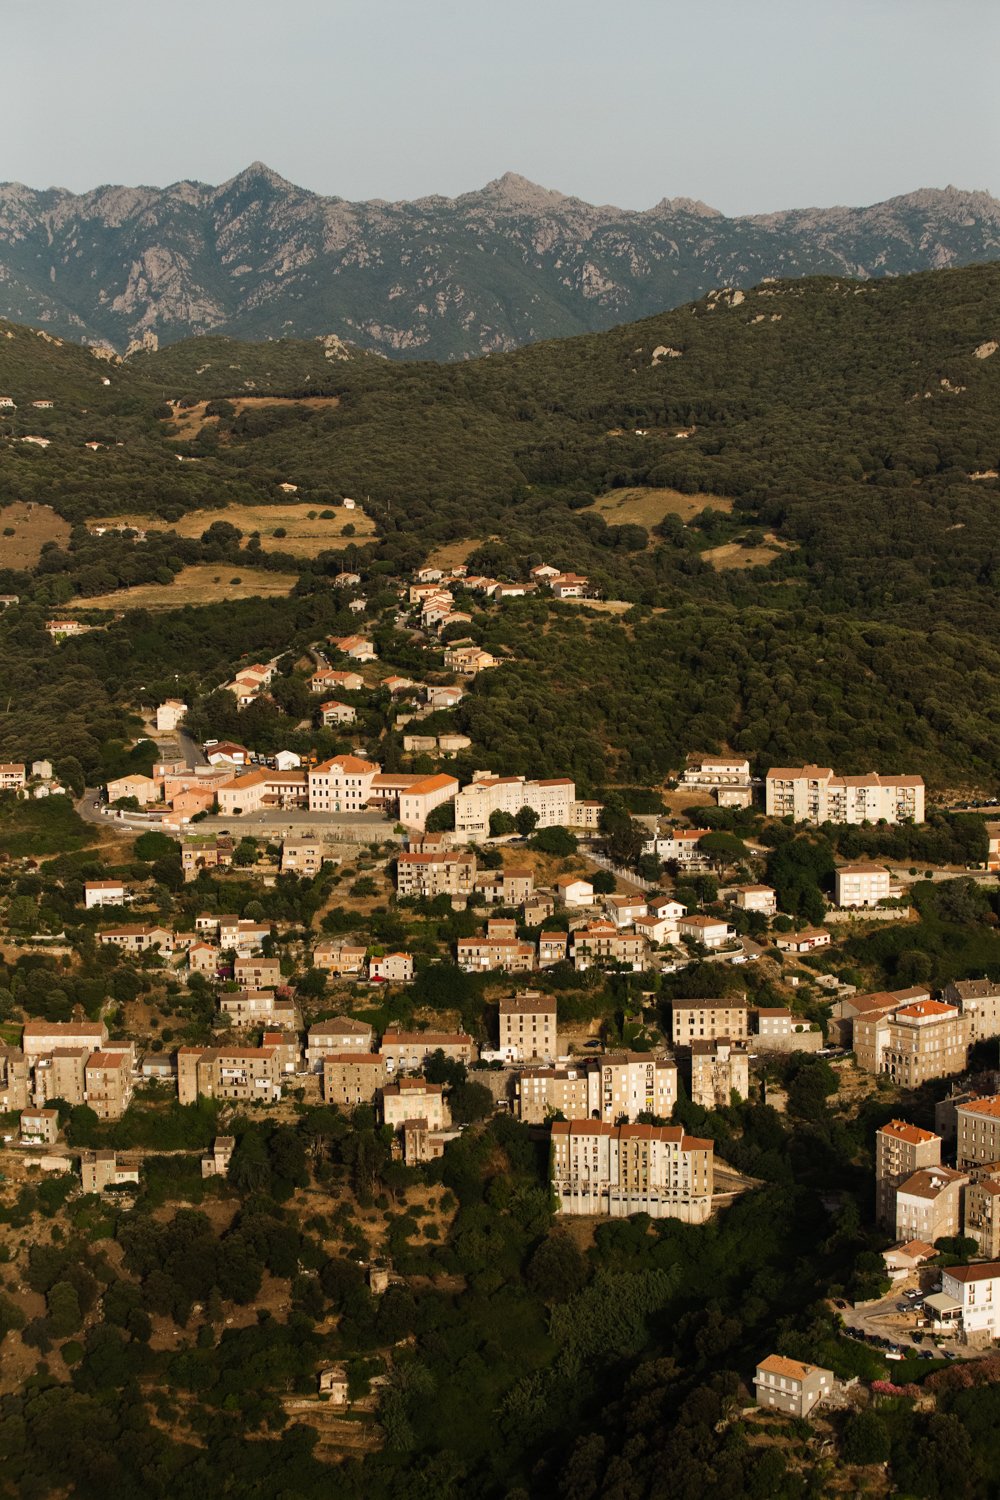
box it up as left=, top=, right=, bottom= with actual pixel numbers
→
left=0, top=165, right=998, bottom=359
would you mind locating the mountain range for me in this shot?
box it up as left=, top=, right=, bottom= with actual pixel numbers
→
left=0, top=164, right=998, bottom=359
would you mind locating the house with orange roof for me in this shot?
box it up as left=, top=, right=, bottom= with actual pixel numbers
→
left=754, top=1355, right=834, bottom=1417
left=330, top=634, right=376, bottom=661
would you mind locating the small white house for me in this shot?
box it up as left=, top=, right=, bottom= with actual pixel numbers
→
left=555, top=876, right=593, bottom=908
left=84, top=880, right=126, bottom=910
left=273, top=750, right=302, bottom=772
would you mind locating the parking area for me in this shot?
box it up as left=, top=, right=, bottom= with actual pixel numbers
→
left=837, top=1285, right=972, bottom=1362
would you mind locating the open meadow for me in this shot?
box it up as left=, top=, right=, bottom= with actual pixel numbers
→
left=87, top=501, right=374, bottom=556
left=64, top=563, right=299, bottom=610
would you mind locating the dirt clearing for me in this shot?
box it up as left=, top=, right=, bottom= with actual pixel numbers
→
left=702, top=534, right=792, bottom=570
left=164, top=395, right=340, bottom=440
left=0, top=502, right=71, bottom=567
left=87, top=501, right=374, bottom=557
left=63, top=564, right=299, bottom=611
left=426, top=538, right=485, bottom=571
left=587, top=486, right=734, bottom=529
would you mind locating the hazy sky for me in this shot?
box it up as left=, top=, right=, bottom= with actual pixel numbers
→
left=4, top=0, right=997, bottom=213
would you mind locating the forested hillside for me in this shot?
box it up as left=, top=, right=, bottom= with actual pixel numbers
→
left=1, top=264, right=1000, bottom=788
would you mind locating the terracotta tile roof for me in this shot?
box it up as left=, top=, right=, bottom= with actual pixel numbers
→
left=945, top=1262, right=1000, bottom=1283
left=879, top=1119, right=939, bottom=1146
left=756, top=1354, right=821, bottom=1381
left=958, top=1096, right=1000, bottom=1119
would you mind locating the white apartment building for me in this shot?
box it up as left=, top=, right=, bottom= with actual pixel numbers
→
left=680, top=756, right=751, bottom=787
left=84, top=880, right=126, bottom=909
left=453, top=773, right=577, bottom=842
left=765, top=765, right=925, bottom=825
left=834, top=863, right=892, bottom=908
left=925, top=1263, right=1000, bottom=1341
left=733, top=885, right=777, bottom=915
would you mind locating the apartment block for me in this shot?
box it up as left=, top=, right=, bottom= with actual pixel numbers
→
left=765, top=765, right=925, bottom=825
left=21, top=1108, right=59, bottom=1145
left=571, top=922, right=648, bottom=972
left=964, top=1168, right=1000, bottom=1259
left=733, top=885, right=777, bottom=915
left=895, top=1166, right=967, bottom=1245
left=516, top=1065, right=597, bottom=1124
left=499, top=993, right=558, bottom=1061
left=872, top=1001, right=970, bottom=1088
left=306, top=1017, right=375, bottom=1071
left=38, top=1047, right=89, bottom=1107
left=834, top=863, right=892, bottom=908
left=85, top=1052, right=133, bottom=1120
left=681, top=756, right=751, bottom=788
left=671, top=998, right=750, bottom=1047
left=598, top=1052, right=677, bottom=1123
left=457, top=935, right=535, bottom=973
left=177, top=1045, right=281, bottom=1104
left=942, top=979, right=1000, bottom=1044
left=380, top=1026, right=476, bottom=1074
left=538, top=931, right=568, bottom=966
left=689, top=1039, right=750, bottom=1109
left=396, top=850, right=477, bottom=900
left=452, top=773, right=578, bottom=843
left=957, top=1097, right=1000, bottom=1168
left=382, top=1078, right=450, bottom=1132
left=323, top=1053, right=388, bottom=1110
left=233, top=956, right=282, bottom=989
left=22, top=1019, right=108, bottom=1064
left=281, top=842, right=324, bottom=876
left=754, top=1356, right=834, bottom=1418
left=925, top=1263, right=1000, bottom=1341
left=551, top=1120, right=714, bottom=1222
left=875, top=1120, right=942, bottom=1231
left=369, top=953, right=415, bottom=983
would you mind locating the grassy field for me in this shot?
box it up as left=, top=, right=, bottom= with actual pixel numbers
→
left=164, top=394, right=340, bottom=440
left=64, top=564, right=299, bottom=610
left=586, top=486, right=734, bottom=528
left=87, top=502, right=374, bottom=556
left=0, top=501, right=71, bottom=567
left=426, top=537, right=486, bottom=571
left=702, top=535, right=792, bottom=570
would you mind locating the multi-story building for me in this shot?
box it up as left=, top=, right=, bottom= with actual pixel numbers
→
left=380, top=1026, right=476, bottom=1075
left=218, top=991, right=285, bottom=1030
left=369, top=952, right=415, bottom=983
left=233, top=956, right=281, bottom=989
left=21, top=1108, right=59, bottom=1145
left=964, top=1168, right=1000, bottom=1258
left=942, top=979, right=1000, bottom=1043
left=396, top=850, right=477, bottom=900
left=570, top=922, right=648, bottom=972
left=862, top=1000, right=971, bottom=1088
left=307, top=754, right=380, bottom=814
left=80, top=1150, right=140, bottom=1193
left=671, top=998, right=750, bottom=1047
left=598, top=1052, right=677, bottom=1123
left=538, top=931, right=568, bottom=966
left=0, top=762, right=27, bottom=793
left=452, top=773, right=579, bottom=843
left=733, top=885, right=777, bottom=915
left=22, top=1019, right=108, bottom=1063
left=677, top=914, right=736, bottom=950
left=830, top=985, right=931, bottom=1050
left=312, top=941, right=367, bottom=976
left=382, top=1078, right=450, bottom=1133
left=0, top=1047, right=28, bottom=1112
left=895, top=1165, right=967, bottom=1245
left=397, top=774, right=460, bottom=832
left=177, top=1045, right=281, bottom=1105
left=85, top=1052, right=133, bottom=1120
left=681, top=755, right=751, bottom=788
left=39, top=1047, right=88, bottom=1107
left=281, top=842, right=324, bottom=876
left=475, top=866, right=535, bottom=906
left=456, top=935, right=535, bottom=972
left=551, top=1120, right=714, bottom=1222
left=84, top=880, right=126, bottom=909
left=323, top=1054, right=388, bottom=1110
left=875, top=1120, right=942, bottom=1231
left=306, top=1017, right=375, bottom=1071
left=765, top=765, right=925, bottom=825
left=499, top=993, right=558, bottom=1061
left=516, top=1065, right=596, bottom=1124
left=834, top=863, right=893, bottom=908
left=957, top=1097, right=1000, bottom=1168
left=754, top=1356, right=834, bottom=1417
left=215, top=769, right=308, bottom=816
left=689, top=1039, right=750, bottom=1109
left=925, top=1263, right=1000, bottom=1341
left=752, top=1008, right=823, bottom=1053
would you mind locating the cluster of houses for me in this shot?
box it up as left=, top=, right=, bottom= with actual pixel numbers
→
left=7, top=1018, right=134, bottom=1130
left=0, top=760, right=66, bottom=800
left=832, top=977, right=1000, bottom=1088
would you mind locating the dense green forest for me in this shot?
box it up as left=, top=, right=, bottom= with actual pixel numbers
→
left=2, top=263, right=1000, bottom=787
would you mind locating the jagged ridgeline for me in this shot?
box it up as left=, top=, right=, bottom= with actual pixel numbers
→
left=0, top=263, right=999, bottom=788
left=0, top=162, right=999, bottom=357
